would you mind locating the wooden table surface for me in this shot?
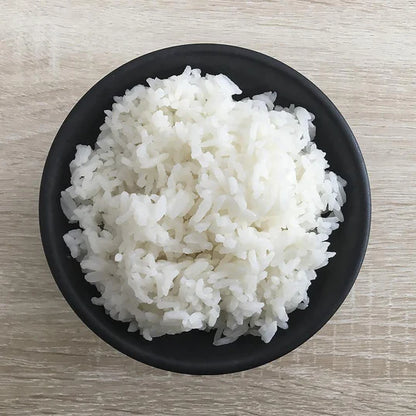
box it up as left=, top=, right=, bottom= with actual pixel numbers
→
left=1, top=1, right=415, bottom=414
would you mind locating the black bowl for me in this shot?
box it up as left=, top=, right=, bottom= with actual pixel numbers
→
left=39, top=44, right=371, bottom=375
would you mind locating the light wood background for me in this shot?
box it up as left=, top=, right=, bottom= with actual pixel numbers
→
left=1, top=1, right=415, bottom=415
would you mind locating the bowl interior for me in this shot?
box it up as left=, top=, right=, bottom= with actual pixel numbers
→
left=40, top=44, right=370, bottom=375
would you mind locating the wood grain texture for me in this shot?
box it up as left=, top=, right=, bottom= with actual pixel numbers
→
left=1, top=0, right=415, bottom=414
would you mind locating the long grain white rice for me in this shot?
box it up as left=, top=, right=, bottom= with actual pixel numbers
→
left=61, top=67, right=346, bottom=345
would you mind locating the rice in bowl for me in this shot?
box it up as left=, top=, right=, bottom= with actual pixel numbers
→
left=61, top=67, right=346, bottom=345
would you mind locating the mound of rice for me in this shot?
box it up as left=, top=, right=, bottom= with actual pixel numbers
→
left=61, top=67, right=346, bottom=345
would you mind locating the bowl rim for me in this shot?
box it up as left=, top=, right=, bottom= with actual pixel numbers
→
left=39, top=43, right=371, bottom=375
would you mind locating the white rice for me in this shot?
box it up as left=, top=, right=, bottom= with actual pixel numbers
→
left=61, top=67, right=346, bottom=345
